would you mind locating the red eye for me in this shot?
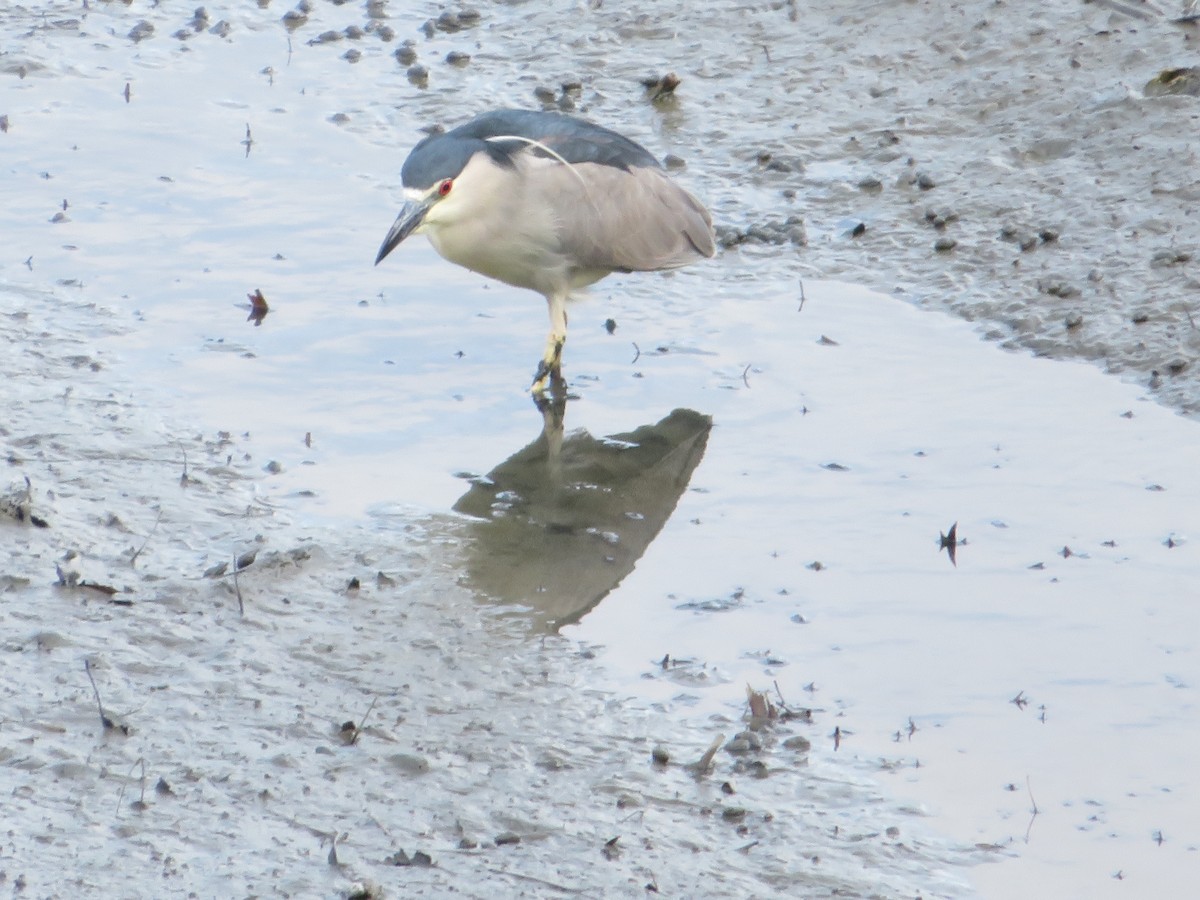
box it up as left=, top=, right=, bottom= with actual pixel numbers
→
left=438, top=179, right=453, bottom=196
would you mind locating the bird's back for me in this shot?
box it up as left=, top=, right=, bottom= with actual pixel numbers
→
left=402, top=108, right=715, bottom=290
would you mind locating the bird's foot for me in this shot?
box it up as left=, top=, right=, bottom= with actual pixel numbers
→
left=530, top=334, right=566, bottom=394
left=530, top=360, right=566, bottom=396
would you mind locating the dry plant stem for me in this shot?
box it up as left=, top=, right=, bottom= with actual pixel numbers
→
left=84, top=659, right=112, bottom=729
left=351, top=696, right=378, bottom=745
left=130, top=508, right=163, bottom=567
left=178, top=441, right=190, bottom=486
left=233, top=556, right=244, bottom=615
left=115, top=757, right=146, bottom=816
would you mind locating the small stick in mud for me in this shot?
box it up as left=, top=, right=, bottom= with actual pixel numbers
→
left=130, top=508, right=163, bottom=567
left=85, top=659, right=114, bottom=730
left=341, top=696, right=378, bottom=746
left=115, top=757, right=148, bottom=816
left=84, top=660, right=128, bottom=734
left=232, top=558, right=245, bottom=615
left=178, top=441, right=190, bottom=487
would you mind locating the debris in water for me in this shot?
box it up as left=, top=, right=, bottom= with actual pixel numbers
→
left=246, top=289, right=269, bottom=325
left=686, top=733, right=724, bottom=777
left=641, top=72, right=681, bottom=101
left=939, top=522, right=960, bottom=566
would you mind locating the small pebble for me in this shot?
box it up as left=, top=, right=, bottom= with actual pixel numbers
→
left=934, top=237, right=957, bottom=252
left=436, top=11, right=464, bottom=32
left=783, top=735, right=812, bottom=752
left=394, top=41, right=417, bottom=65
left=128, top=21, right=154, bottom=42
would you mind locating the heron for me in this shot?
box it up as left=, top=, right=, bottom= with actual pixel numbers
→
left=374, top=108, right=716, bottom=392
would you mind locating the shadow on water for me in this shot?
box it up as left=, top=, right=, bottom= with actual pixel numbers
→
left=453, top=398, right=712, bottom=630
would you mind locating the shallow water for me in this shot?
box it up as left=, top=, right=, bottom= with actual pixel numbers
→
left=3, top=2, right=1199, bottom=898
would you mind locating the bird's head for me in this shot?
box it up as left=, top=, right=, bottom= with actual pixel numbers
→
left=375, top=130, right=503, bottom=266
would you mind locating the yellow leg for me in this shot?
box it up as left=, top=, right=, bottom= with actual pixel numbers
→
left=530, top=332, right=565, bottom=393
left=531, top=294, right=568, bottom=393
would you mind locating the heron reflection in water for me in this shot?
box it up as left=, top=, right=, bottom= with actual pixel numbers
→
left=453, top=400, right=712, bottom=630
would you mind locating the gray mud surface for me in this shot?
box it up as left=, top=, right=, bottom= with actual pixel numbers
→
left=3, top=289, right=973, bottom=897
left=3, top=2, right=1200, bottom=898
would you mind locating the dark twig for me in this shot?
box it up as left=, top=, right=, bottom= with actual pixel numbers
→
left=178, top=441, right=190, bottom=487
left=84, top=659, right=115, bottom=730
left=232, top=556, right=245, bottom=615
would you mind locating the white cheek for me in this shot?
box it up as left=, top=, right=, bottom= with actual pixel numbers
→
left=423, top=191, right=465, bottom=230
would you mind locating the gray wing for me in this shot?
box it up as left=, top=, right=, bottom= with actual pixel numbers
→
left=453, top=109, right=661, bottom=171
left=528, top=157, right=716, bottom=273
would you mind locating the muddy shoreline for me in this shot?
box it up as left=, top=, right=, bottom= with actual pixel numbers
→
left=4, top=2, right=1200, bottom=897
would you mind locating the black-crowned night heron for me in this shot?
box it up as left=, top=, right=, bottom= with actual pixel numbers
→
left=374, top=108, right=716, bottom=392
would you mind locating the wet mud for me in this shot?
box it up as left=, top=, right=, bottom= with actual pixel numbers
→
left=3, top=2, right=1200, bottom=898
